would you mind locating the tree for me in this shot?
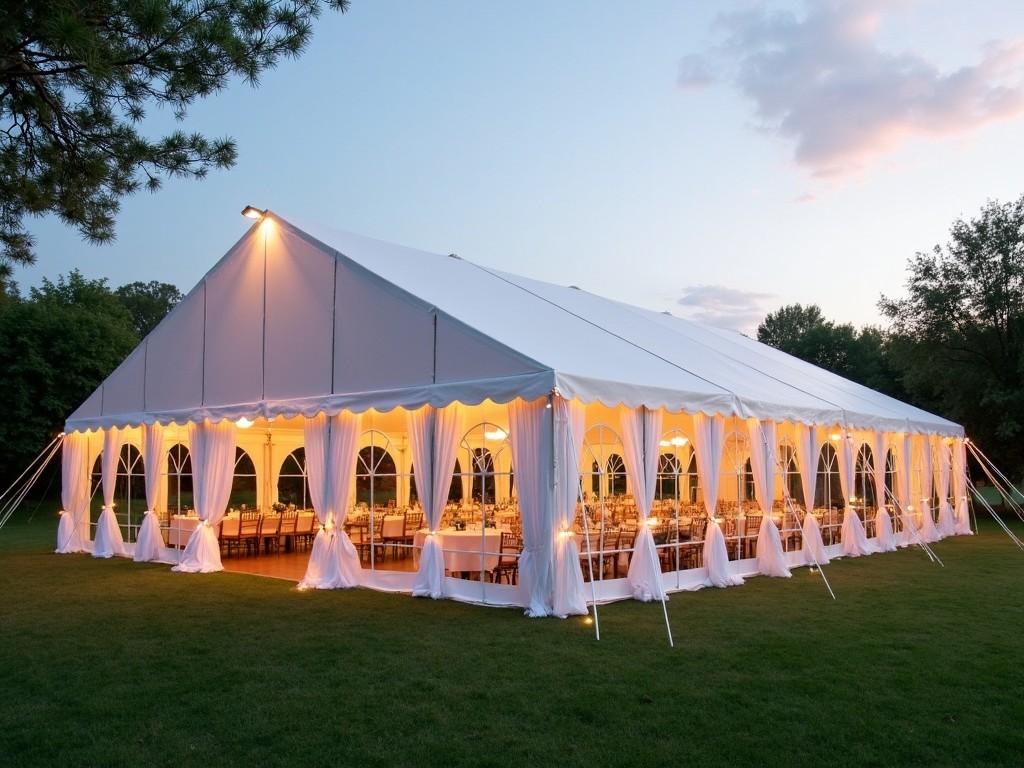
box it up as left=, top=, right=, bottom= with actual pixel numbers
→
left=115, top=279, right=183, bottom=337
left=0, top=270, right=145, bottom=483
left=756, top=303, right=826, bottom=351
left=0, top=0, right=349, bottom=274
left=881, top=195, right=1024, bottom=476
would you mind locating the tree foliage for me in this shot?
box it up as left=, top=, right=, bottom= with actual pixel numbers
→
left=0, top=0, right=349, bottom=274
left=0, top=270, right=179, bottom=482
left=115, top=279, right=182, bottom=337
left=880, top=195, right=1024, bottom=474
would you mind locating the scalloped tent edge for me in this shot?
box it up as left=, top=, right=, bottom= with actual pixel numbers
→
left=64, top=212, right=964, bottom=438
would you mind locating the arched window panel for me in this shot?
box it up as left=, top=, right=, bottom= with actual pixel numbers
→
left=815, top=442, right=841, bottom=509
left=606, top=453, right=627, bottom=497
left=885, top=448, right=898, bottom=500
left=229, top=446, right=258, bottom=510
left=854, top=444, right=877, bottom=509
left=355, top=430, right=398, bottom=507
left=167, top=443, right=193, bottom=516
left=655, top=428, right=694, bottom=504
left=719, top=430, right=751, bottom=510
left=458, top=422, right=511, bottom=506
left=779, top=441, right=803, bottom=508
left=278, top=447, right=310, bottom=510
left=89, top=443, right=145, bottom=537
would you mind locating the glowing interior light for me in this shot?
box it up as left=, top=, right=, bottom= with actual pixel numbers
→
left=830, top=433, right=842, bottom=441
left=484, top=428, right=507, bottom=441
left=670, top=436, right=688, bottom=447
left=659, top=440, right=671, bottom=448
left=235, top=417, right=254, bottom=429
left=241, top=205, right=264, bottom=219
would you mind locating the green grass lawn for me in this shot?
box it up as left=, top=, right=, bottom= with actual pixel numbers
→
left=2, top=505, right=1023, bottom=768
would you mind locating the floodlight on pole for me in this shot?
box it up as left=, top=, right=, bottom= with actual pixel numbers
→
left=241, top=205, right=265, bottom=220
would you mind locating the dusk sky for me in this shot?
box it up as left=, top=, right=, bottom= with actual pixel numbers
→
left=19, top=0, right=1024, bottom=333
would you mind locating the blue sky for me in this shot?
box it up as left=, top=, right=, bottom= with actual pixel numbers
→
left=19, top=0, right=1024, bottom=332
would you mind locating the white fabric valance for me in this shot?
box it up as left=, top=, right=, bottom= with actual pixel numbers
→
left=837, top=434, right=874, bottom=557
left=917, top=437, right=940, bottom=544
left=509, top=397, right=555, bottom=616
left=747, top=419, right=790, bottom=578
left=934, top=436, right=956, bottom=538
left=134, top=423, right=166, bottom=563
left=300, top=411, right=363, bottom=589
left=872, top=432, right=896, bottom=552
left=93, top=427, right=127, bottom=558
left=408, top=403, right=463, bottom=599
left=172, top=420, right=236, bottom=573
left=953, top=438, right=973, bottom=535
left=693, top=413, right=742, bottom=588
left=56, top=432, right=90, bottom=554
left=553, top=396, right=587, bottom=617
left=793, top=423, right=828, bottom=566
left=622, top=406, right=666, bottom=601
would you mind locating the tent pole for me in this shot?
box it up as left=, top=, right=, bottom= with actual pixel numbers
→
left=643, top=408, right=673, bottom=648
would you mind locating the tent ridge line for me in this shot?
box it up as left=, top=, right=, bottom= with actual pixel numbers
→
left=467, top=260, right=735, bottom=398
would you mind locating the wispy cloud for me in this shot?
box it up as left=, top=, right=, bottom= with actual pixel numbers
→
left=679, top=0, right=1024, bottom=176
left=674, top=284, right=775, bottom=333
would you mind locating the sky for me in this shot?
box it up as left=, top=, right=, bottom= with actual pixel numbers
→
left=18, top=0, right=1024, bottom=333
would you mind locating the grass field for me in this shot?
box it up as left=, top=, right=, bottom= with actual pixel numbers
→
left=2, top=504, right=1023, bottom=767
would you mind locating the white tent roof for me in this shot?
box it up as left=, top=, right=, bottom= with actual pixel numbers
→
left=65, top=212, right=963, bottom=436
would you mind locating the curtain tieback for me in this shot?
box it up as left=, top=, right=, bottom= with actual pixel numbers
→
left=59, top=509, right=67, bottom=515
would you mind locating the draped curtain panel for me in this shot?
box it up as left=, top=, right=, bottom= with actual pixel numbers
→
left=746, top=419, right=790, bottom=578
left=917, top=437, right=940, bottom=543
left=553, top=396, right=587, bottom=618
left=692, top=413, right=743, bottom=588
left=872, top=432, right=896, bottom=552
left=134, top=423, right=166, bottom=563
left=794, top=423, right=828, bottom=566
left=897, top=434, right=916, bottom=546
left=837, top=433, right=874, bottom=557
left=172, top=420, right=237, bottom=573
left=953, top=438, right=973, bottom=535
left=300, top=411, right=363, bottom=589
left=93, top=427, right=127, bottom=558
left=408, top=404, right=463, bottom=599
left=934, top=435, right=956, bottom=538
left=509, top=397, right=555, bottom=617
left=56, top=432, right=90, bottom=554
left=621, top=406, right=666, bottom=601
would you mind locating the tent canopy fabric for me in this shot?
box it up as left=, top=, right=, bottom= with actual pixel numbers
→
left=65, top=212, right=963, bottom=436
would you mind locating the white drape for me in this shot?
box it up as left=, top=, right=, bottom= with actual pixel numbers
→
left=553, top=396, right=587, bottom=617
left=93, top=428, right=127, bottom=558
left=918, top=437, right=940, bottom=543
left=872, top=432, right=896, bottom=552
left=408, top=404, right=463, bottom=599
left=953, top=438, right=973, bottom=535
left=934, top=436, right=956, bottom=538
left=747, top=419, right=790, bottom=578
left=693, top=413, right=743, bottom=588
left=56, top=432, right=90, bottom=554
left=172, top=420, right=236, bottom=573
left=837, top=433, right=874, bottom=556
left=793, top=423, right=828, bottom=566
left=622, top=407, right=667, bottom=601
left=897, top=433, right=916, bottom=546
left=300, top=411, right=363, bottom=589
left=134, top=423, right=166, bottom=563
left=509, top=397, right=555, bottom=616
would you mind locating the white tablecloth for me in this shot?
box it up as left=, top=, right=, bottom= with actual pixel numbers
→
left=413, top=528, right=507, bottom=573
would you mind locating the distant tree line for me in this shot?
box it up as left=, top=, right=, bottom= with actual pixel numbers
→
left=758, top=195, right=1024, bottom=479
left=0, top=273, right=181, bottom=483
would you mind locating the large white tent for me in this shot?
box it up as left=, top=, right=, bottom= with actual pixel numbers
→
left=57, top=211, right=972, bottom=616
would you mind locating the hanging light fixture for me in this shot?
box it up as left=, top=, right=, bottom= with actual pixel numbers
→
left=241, top=205, right=265, bottom=220
left=235, top=417, right=255, bottom=429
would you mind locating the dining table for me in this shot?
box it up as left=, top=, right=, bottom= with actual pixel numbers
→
left=412, top=527, right=508, bottom=574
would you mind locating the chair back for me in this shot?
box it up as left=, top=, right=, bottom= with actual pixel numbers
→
left=239, top=510, right=261, bottom=536
left=404, top=511, right=423, bottom=535
left=294, top=513, right=314, bottom=535
left=745, top=514, right=762, bottom=537
left=262, top=513, right=281, bottom=536
left=498, top=532, right=522, bottom=565
left=278, top=509, right=298, bottom=535
left=690, top=516, right=708, bottom=542
left=220, top=516, right=241, bottom=538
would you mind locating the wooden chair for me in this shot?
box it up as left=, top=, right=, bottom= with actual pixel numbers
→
left=262, top=512, right=282, bottom=554
left=345, top=519, right=370, bottom=562
left=278, top=508, right=298, bottom=551
left=489, top=532, right=522, bottom=584
left=293, top=512, right=315, bottom=550
left=399, top=511, right=423, bottom=559
left=744, top=514, right=762, bottom=559
left=615, top=524, right=636, bottom=578
left=219, top=515, right=241, bottom=557
left=238, top=510, right=262, bottom=556
left=679, top=517, right=707, bottom=570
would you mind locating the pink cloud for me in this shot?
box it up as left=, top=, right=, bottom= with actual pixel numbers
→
left=680, top=1, right=1024, bottom=176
